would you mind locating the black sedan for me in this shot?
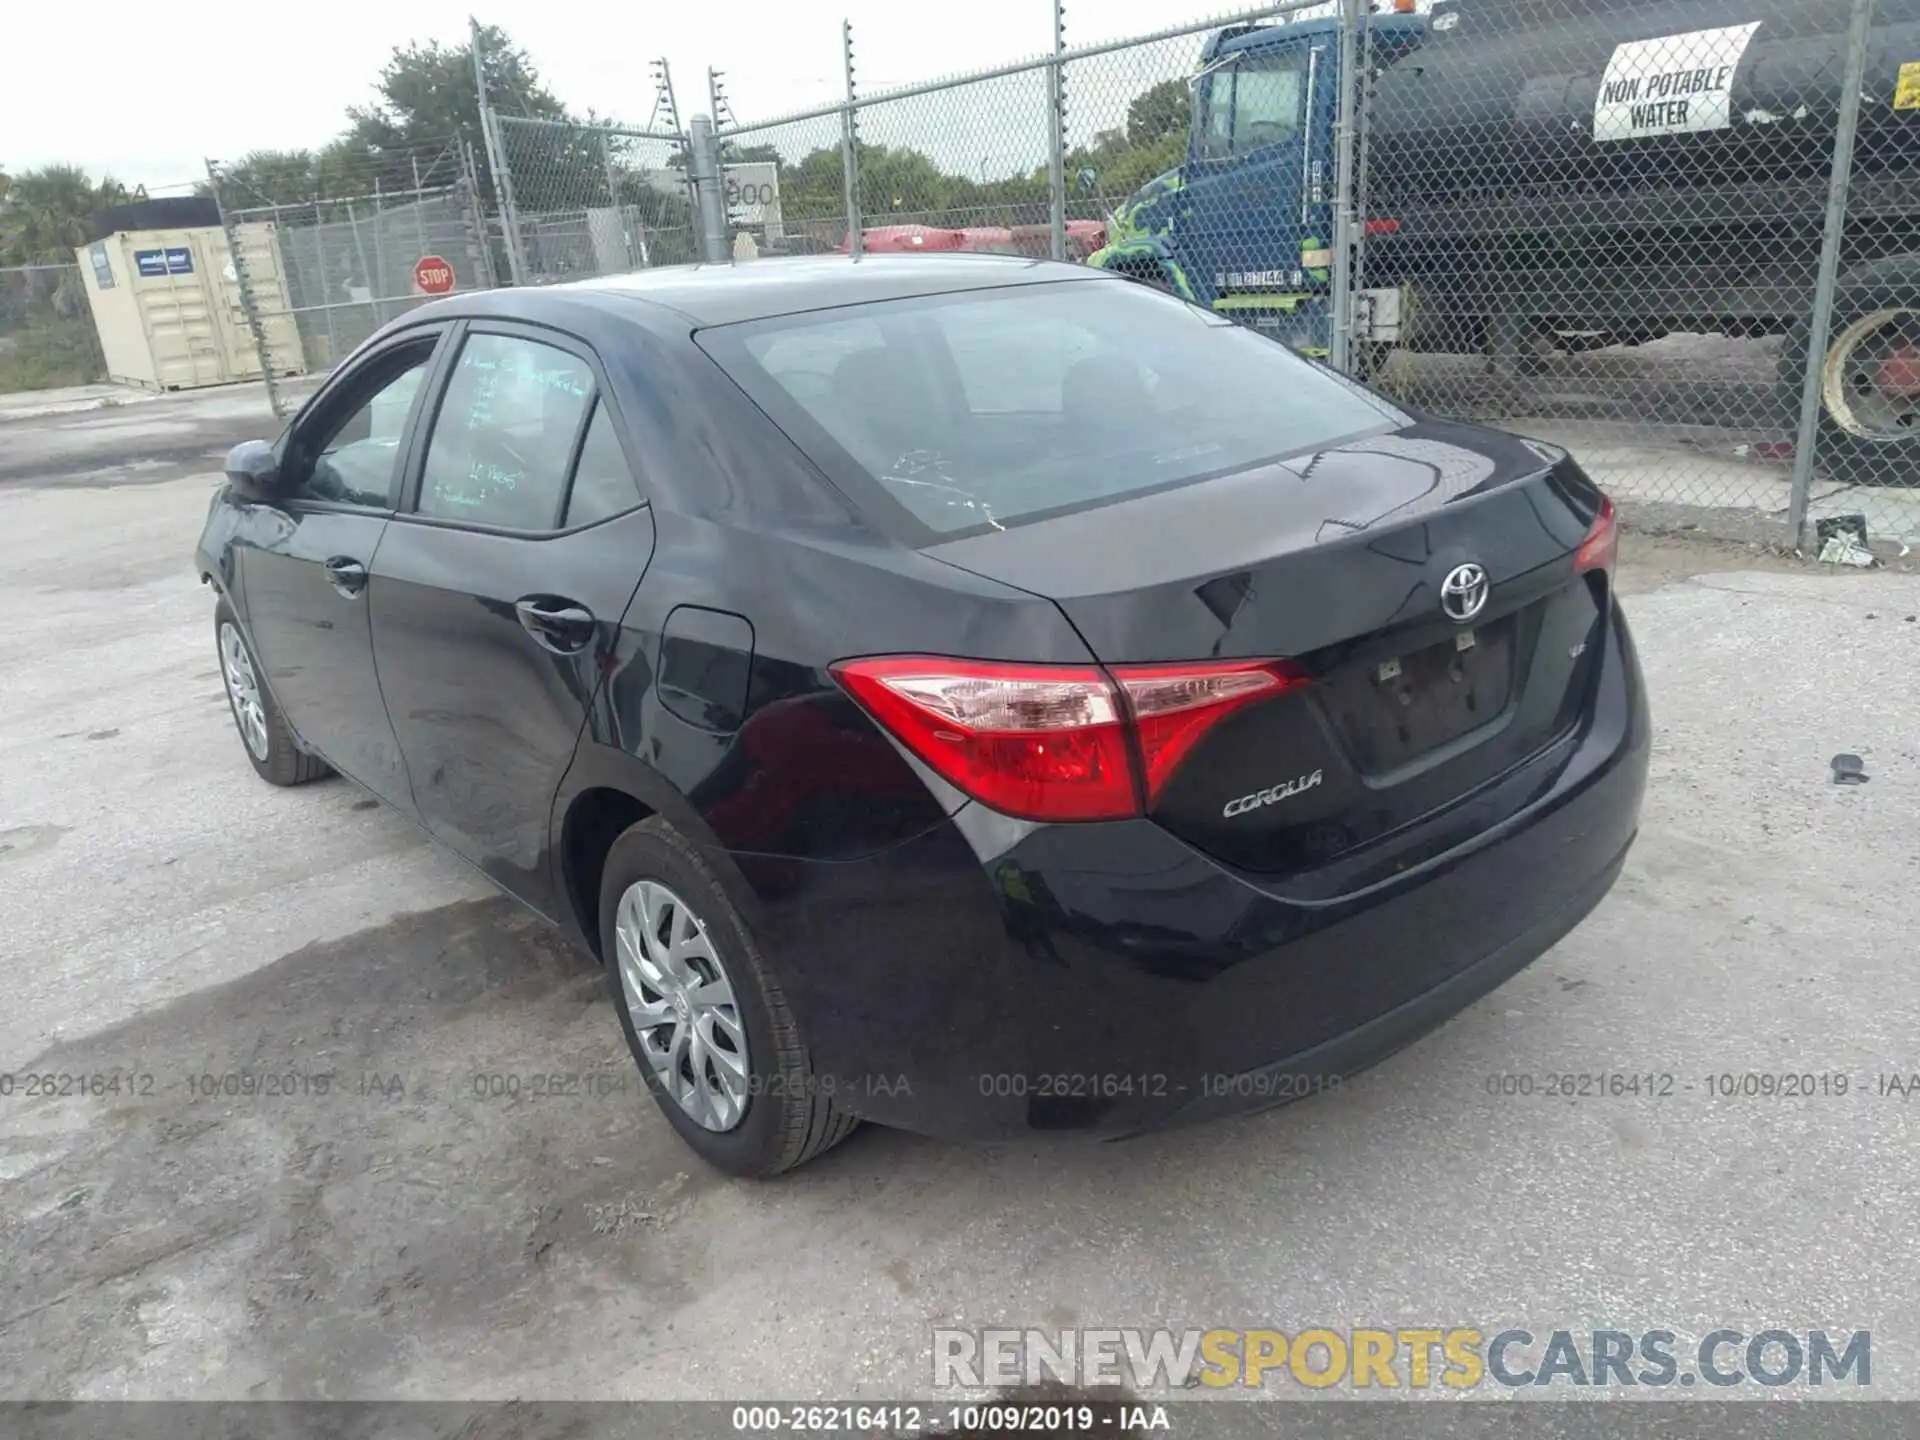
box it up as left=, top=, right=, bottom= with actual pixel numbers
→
left=197, top=255, right=1648, bottom=1177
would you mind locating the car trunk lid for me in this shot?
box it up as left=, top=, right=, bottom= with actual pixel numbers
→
left=922, top=418, right=1613, bottom=878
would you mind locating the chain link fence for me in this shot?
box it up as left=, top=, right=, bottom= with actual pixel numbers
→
left=708, top=108, right=859, bottom=255
left=848, top=66, right=1058, bottom=246
left=0, top=264, right=105, bottom=395
left=492, top=116, right=699, bottom=281
left=707, top=0, right=1920, bottom=551
left=1351, top=0, right=1919, bottom=552
left=206, top=136, right=492, bottom=415
left=1812, top=0, right=1920, bottom=550
left=16, top=0, right=1916, bottom=549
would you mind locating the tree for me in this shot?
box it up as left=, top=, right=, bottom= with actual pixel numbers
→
left=0, top=165, right=134, bottom=264
left=0, top=163, right=118, bottom=391
left=216, top=149, right=318, bottom=208
left=857, top=144, right=961, bottom=221
left=1126, top=78, right=1191, bottom=149
left=345, top=23, right=570, bottom=201
left=718, top=142, right=781, bottom=167
left=777, top=146, right=853, bottom=227
left=1086, top=130, right=1186, bottom=201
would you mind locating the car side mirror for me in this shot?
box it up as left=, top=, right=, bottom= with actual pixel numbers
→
left=224, top=439, right=283, bottom=500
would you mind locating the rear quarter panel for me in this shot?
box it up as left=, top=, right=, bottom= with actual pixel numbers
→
left=581, top=509, right=1092, bottom=864
left=549, top=298, right=1096, bottom=929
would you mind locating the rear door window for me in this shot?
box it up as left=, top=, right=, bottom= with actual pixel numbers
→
left=417, top=332, right=595, bottom=530
left=701, top=279, right=1400, bottom=543
left=562, top=400, right=645, bottom=527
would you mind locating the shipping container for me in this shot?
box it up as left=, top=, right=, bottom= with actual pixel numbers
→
left=75, top=223, right=305, bottom=390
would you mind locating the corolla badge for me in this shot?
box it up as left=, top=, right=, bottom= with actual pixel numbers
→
left=1440, top=562, right=1490, bottom=622
left=1223, top=769, right=1325, bottom=818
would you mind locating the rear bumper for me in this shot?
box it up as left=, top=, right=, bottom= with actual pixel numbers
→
left=716, top=600, right=1649, bottom=1142
left=1127, top=837, right=1629, bottom=1138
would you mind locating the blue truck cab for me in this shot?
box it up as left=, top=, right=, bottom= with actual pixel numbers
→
left=1088, top=9, right=1428, bottom=354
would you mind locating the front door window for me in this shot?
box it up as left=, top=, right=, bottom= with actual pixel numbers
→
left=1198, top=52, right=1307, bottom=159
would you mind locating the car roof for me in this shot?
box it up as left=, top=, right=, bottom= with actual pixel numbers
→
left=493, top=253, right=1107, bottom=328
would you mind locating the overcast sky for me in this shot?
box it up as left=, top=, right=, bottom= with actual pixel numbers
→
left=1, top=0, right=1338, bottom=190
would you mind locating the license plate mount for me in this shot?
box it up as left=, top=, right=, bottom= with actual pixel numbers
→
left=1324, top=619, right=1517, bottom=774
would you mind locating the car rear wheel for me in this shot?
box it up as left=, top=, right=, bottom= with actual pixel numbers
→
left=599, top=816, right=857, bottom=1177
left=214, top=601, right=330, bottom=787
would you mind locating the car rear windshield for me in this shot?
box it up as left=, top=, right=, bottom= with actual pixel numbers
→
left=696, top=277, right=1402, bottom=543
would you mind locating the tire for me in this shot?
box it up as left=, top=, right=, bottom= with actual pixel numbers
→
left=1778, top=257, right=1920, bottom=488
left=599, top=816, right=857, bottom=1178
left=214, top=600, right=330, bottom=787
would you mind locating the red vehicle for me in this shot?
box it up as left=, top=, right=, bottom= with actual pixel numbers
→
left=843, top=220, right=1106, bottom=260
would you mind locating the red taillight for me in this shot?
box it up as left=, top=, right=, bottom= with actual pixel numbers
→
left=1112, top=660, right=1309, bottom=807
left=830, top=657, right=1135, bottom=820
left=831, top=655, right=1309, bottom=822
left=1574, top=494, right=1618, bottom=575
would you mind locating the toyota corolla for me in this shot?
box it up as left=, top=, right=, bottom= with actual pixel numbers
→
left=196, top=255, right=1648, bottom=1176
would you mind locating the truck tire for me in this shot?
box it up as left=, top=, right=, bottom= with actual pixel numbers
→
left=1779, top=257, right=1920, bottom=488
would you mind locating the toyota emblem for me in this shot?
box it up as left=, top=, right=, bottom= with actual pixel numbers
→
left=1440, top=562, right=1490, bottom=623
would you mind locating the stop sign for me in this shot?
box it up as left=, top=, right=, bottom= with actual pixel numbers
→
left=413, top=255, right=455, bottom=295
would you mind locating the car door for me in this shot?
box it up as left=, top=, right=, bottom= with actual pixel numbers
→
left=1182, top=40, right=1317, bottom=297
left=369, top=322, right=657, bottom=912
left=235, top=326, right=449, bottom=810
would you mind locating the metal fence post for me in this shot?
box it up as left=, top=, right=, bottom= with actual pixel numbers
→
left=1047, top=0, right=1068, bottom=262
left=708, top=68, right=737, bottom=241
left=346, top=198, right=379, bottom=329
left=841, top=21, right=864, bottom=258
left=651, top=57, right=699, bottom=250
left=459, top=141, right=499, bottom=289
left=205, top=158, right=285, bottom=420
left=1327, top=0, right=1364, bottom=375
left=1788, top=0, right=1875, bottom=546
left=411, top=158, right=428, bottom=292
left=689, top=116, right=730, bottom=263
left=471, top=18, right=528, bottom=285
left=599, top=130, right=635, bottom=271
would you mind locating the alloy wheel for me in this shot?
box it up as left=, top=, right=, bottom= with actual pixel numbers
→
left=614, top=879, right=752, bottom=1132
left=219, top=622, right=271, bottom=761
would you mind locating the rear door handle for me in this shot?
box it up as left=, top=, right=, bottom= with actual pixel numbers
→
left=514, top=596, right=597, bottom=655
left=324, top=556, right=368, bottom=598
